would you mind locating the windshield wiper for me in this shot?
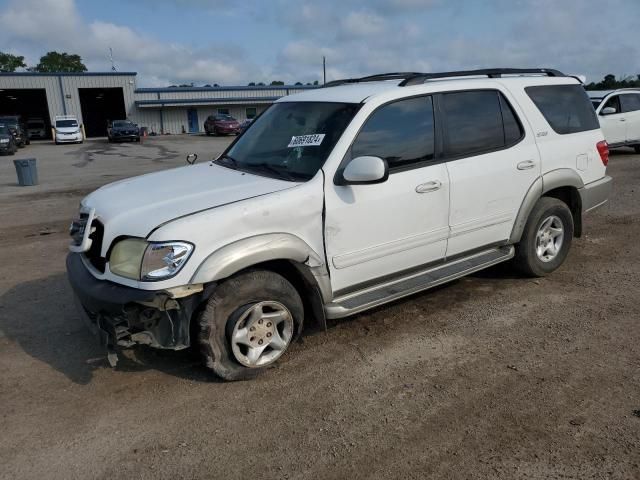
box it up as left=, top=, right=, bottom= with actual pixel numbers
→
left=244, top=162, right=300, bottom=181
left=215, top=154, right=239, bottom=169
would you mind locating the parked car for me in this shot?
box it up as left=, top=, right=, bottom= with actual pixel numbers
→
left=588, top=89, right=640, bottom=153
left=26, top=118, right=47, bottom=139
left=0, top=116, right=29, bottom=147
left=204, top=114, right=240, bottom=135
left=0, top=124, right=17, bottom=155
left=239, top=118, right=253, bottom=132
left=107, top=120, right=140, bottom=143
left=54, top=115, right=83, bottom=144
left=67, top=68, right=612, bottom=380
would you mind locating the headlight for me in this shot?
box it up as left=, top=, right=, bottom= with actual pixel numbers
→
left=141, top=242, right=193, bottom=280
left=0, top=138, right=8, bottom=144
left=109, top=239, right=193, bottom=281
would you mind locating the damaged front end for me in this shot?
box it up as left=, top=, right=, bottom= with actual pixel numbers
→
left=67, top=253, right=212, bottom=366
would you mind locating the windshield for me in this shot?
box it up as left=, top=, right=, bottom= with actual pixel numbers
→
left=591, top=99, right=602, bottom=109
left=220, top=102, right=360, bottom=181
left=216, top=115, right=235, bottom=122
left=113, top=121, right=134, bottom=128
left=0, top=125, right=8, bottom=135
left=28, top=122, right=44, bottom=128
left=56, top=120, right=78, bottom=128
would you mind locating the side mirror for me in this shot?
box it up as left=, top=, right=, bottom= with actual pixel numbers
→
left=601, top=107, right=617, bottom=115
left=338, top=156, right=389, bottom=185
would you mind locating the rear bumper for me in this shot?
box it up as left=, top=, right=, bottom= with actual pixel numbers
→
left=66, top=253, right=208, bottom=352
left=580, top=175, right=613, bottom=213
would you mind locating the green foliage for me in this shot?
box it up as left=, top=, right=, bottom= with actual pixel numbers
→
left=0, top=52, right=26, bottom=72
left=270, top=80, right=285, bottom=85
left=585, top=73, right=640, bottom=90
left=31, top=51, right=87, bottom=73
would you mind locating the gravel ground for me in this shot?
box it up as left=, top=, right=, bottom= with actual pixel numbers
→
left=0, top=138, right=638, bottom=479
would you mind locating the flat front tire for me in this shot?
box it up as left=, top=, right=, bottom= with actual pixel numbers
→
left=514, top=197, right=574, bottom=277
left=198, top=270, right=303, bottom=381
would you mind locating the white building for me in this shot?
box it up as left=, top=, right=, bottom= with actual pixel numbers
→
left=0, top=72, right=315, bottom=138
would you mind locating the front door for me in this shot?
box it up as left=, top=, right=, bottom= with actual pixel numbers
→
left=324, top=96, right=450, bottom=293
left=187, top=108, right=199, bottom=133
left=440, top=89, right=540, bottom=256
left=598, top=95, right=627, bottom=145
left=620, top=93, right=640, bottom=143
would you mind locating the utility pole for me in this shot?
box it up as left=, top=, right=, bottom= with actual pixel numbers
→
left=109, top=47, right=116, bottom=72
left=323, top=56, right=326, bottom=85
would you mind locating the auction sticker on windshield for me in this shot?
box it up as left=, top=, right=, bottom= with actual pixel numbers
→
left=288, top=134, right=325, bottom=148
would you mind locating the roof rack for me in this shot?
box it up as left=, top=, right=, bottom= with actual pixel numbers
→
left=324, top=68, right=567, bottom=88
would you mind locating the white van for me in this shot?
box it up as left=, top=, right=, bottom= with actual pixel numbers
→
left=54, top=115, right=83, bottom=144
left=67, top=68, right=612, bottom=380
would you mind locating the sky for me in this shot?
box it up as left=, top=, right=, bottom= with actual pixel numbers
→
left=0, top=0, right=638, bottom=87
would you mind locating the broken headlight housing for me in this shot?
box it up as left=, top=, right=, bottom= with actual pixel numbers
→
left=109, top=239, right=194, bottom=281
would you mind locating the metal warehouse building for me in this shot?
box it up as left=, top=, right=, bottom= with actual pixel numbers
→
left=0, top=72, right=314, bottom=138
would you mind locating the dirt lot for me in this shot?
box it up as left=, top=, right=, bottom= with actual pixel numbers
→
left=0, top=138, right=639, bottom=480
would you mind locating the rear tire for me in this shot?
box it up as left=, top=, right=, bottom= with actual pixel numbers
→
left=634, top=145, right=640, bottom=154
left=514, top=197, right=574, bottom=277
left=198, top=270, right=303, bottom=381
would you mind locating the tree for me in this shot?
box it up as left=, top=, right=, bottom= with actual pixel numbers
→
left=270, top=80, right=285, bottom=86
left=32, top=51, right=87, bottom=72
left=0, top=52, right=26, bottom=72
left=313, top=80, right=319, bottom=85
left=294, top=81, right=303, bottom=86
left=585, top=73, right=640, bottom=90
left=248, top=82, right=256, bottom=86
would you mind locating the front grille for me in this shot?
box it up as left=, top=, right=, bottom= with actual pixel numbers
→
left=85, top=220, right=106, bottom=272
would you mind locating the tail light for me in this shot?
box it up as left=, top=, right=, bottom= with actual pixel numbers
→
left=596, top=140, right=609, bottom=167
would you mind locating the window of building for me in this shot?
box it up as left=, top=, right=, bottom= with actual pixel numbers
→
left=217, top=108, right=230, bottom=115
left=525, top=85, right=600, bottom=134
left=351, top=96, right=435, bottom=171
left=246, top=107, right=257, bottom=119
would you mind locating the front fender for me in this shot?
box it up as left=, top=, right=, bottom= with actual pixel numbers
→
left=190, top=233, right=325, bottom=284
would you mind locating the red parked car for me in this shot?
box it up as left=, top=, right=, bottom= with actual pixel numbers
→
left=204, top=114, right=241, bottom=135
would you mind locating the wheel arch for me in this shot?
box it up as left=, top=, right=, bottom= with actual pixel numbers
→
left=510, top=169, right=584, bottom=243
left=190, top=233, right=330, bottom=331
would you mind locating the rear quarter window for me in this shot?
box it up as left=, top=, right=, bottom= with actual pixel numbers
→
left=525, top=85, right=599, bottom=135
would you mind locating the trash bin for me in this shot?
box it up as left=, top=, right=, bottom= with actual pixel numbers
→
left=13, top=158, right=38, bottom=186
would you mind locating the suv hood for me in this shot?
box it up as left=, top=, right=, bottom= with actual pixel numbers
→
left=83, top=163, right=296, bottom=243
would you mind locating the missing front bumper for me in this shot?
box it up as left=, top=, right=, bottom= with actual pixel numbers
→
left=66, top=253, right=211, bottom=365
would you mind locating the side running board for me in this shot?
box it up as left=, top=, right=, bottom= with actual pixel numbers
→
left=324, top=246, right=514, bottom=319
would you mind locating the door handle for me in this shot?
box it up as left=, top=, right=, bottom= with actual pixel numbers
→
left=415, top=180, right=442, bottom=193
left=517, top=160, right=536, bottom=170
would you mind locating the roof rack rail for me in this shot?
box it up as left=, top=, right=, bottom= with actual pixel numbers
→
left=324, top=68, right=568, bottom=88
left=324, top=72, right=422, bottom=87
left=399, top=68, right=567, bottom=86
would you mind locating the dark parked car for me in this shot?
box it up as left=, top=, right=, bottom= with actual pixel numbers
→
left=204, top=114, right=240, bottom=135
left=107, top=120, right=140, bottom=142
left=0, top=116, right=29, bottom=147
left=0, top=124, right=18, bottom=155
left=239, top=118, right=253, bottom=132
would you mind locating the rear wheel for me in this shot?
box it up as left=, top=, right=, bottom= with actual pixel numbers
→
left=198, top=270, right=303, bottom=381
left=514, top=197, right=574, bottom=277
left=634, top=145, right=640, bottom=154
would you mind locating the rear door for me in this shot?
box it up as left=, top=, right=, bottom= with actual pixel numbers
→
left=440, top=89, right=540, bottom=256
left=620, top=93, right=640, bottom=144
left=598, top=95, right=627, bottom=145
left=324, top=95, right=450, bottom=293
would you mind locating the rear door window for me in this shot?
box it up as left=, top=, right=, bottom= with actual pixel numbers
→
left=440, top=90, right=523, bottom=158
left=525, top=84, right=600, bottom=134
left=351, top=96, right=435, bottom=171
left=620, top=94, right=640, bottom=113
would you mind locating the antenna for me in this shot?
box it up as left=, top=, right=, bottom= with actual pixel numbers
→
left=109, top=47, right=117, bottom=72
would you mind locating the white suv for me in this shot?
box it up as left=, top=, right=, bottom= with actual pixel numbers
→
left=67, top=68, right=612, bottom=380
left=54, top=115, right=83, bottom=144
left=588, top=88, right=640, bottom=152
